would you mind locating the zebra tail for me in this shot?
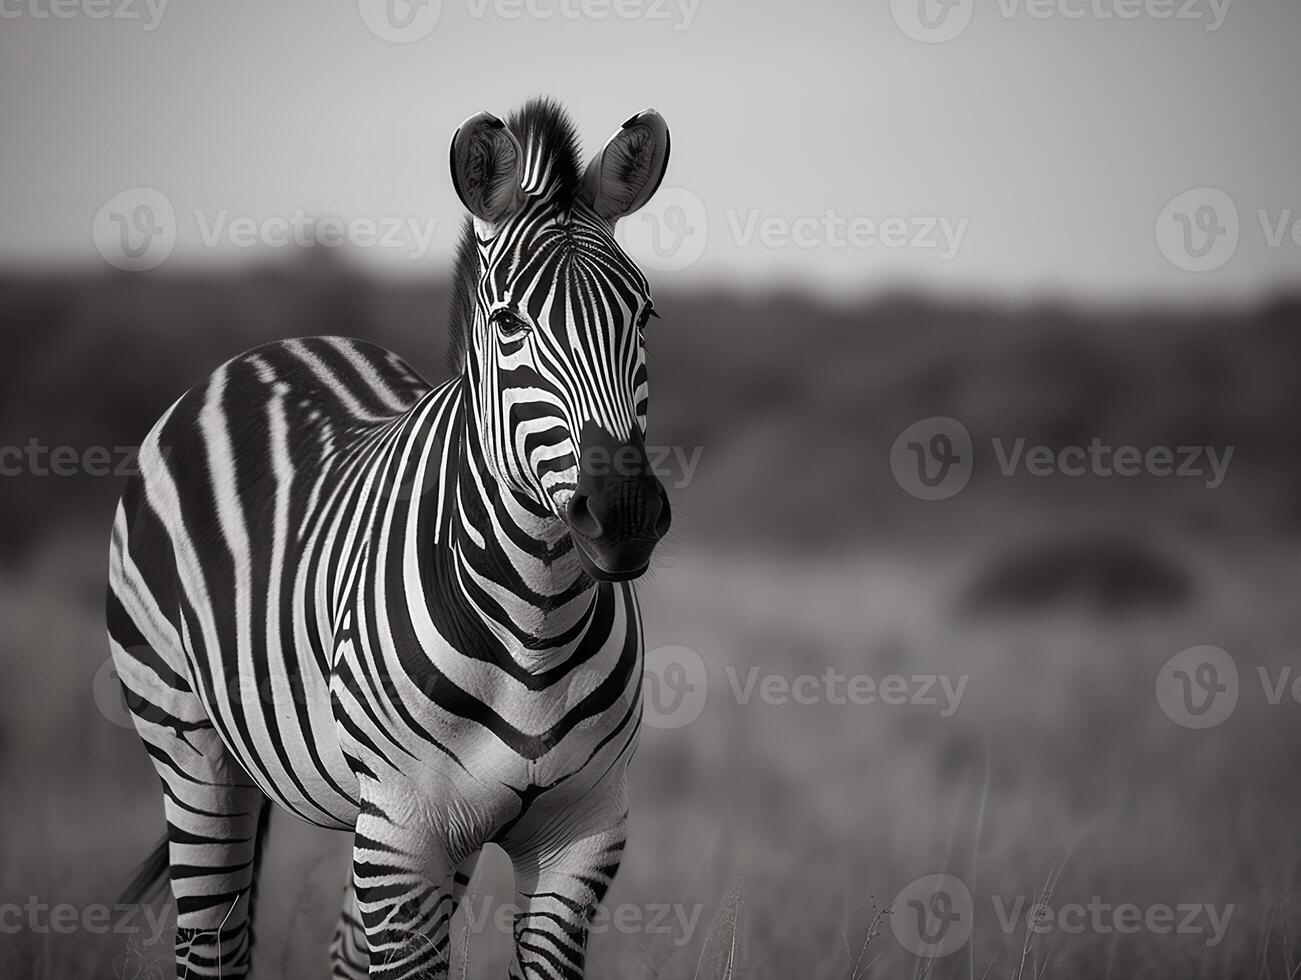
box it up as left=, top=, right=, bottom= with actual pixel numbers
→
left=120, top=834, right=170, bottom=906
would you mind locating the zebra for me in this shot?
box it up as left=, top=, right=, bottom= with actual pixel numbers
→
left=107, top=98, right=675, bottom=979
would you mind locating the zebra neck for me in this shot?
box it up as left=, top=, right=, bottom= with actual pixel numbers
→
left=445, top=401, right=598, bottom=668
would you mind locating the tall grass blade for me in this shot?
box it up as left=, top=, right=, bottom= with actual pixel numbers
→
left=694, top=884, right=744, bottom=980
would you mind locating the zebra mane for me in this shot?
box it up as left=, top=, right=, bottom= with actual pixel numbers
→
left=446, top=220, right=478, bottom=373
left=446, top=98, right=584, bottom=373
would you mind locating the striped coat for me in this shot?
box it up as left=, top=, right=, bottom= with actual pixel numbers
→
left=109, top=99, right=673, bottom=979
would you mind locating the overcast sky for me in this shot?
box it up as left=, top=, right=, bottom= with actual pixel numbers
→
left=2, top=0, right=1298, bottom=301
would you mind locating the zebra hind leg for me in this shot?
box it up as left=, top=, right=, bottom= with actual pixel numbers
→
left=112, top=634, right=272, bottom=977
left=119, top=674, right=269, bottom=977
left=166, top=777, right=270, bottom=979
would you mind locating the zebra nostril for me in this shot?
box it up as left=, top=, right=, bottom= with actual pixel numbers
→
left=566, top=492, right=606, bottom=539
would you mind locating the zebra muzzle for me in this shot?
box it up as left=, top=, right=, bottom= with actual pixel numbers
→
left=565, top=425, right=672, bottom=581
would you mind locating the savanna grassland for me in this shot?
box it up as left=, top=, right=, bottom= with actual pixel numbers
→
left=2, top=264, right=1299, bottom=978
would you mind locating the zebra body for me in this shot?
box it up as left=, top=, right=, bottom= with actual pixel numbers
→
left=107, top=100, right=673, bottom=978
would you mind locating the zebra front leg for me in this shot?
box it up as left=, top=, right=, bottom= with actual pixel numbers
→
left=335, top=851, right=480, bottom=979
left=350, top=799, right=460, bottom=978
left=331, top=852, right=482, bottom=978
left=503, top=782, right=629, bottom=980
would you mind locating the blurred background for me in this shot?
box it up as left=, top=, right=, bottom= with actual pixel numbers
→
left=3, top=0, right=1301, bottom=977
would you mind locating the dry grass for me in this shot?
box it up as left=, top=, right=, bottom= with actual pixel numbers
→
left=4, top=530, right=1301, bottom=978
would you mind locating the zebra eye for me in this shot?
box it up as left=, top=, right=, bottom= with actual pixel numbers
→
left=490, top=308, right=531, bottom=340
left=636, top=305, right=659, bottom=331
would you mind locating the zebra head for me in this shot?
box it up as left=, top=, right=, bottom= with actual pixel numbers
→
left=448, top=100, right=673, bottom=583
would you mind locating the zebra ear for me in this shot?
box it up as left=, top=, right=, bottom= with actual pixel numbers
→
left=580, top=109, right=670, bottom=222
left=449, top=111, right=527, bottom=226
